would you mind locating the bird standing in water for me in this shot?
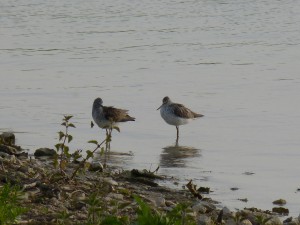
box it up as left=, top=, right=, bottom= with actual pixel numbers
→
left=92, top=97, right=135, bottom=134
left=157, top=96, right=203, bottom=142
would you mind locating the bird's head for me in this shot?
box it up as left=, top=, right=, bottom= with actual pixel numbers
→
left=157, top=96, right=171, bottom=110
left=93, top=97, right=103, bottom=108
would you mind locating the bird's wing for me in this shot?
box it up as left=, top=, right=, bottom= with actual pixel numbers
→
left=103, top=106, right=133, bottom=122
left=172, top=103, right=197, bottom=119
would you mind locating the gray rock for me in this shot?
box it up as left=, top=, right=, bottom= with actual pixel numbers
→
left=273, top=199, right=287, bottom=205
left=225, top=219, right=236, bottom=225
left=88, top=161, right=103, bottom=172
left=197, top=215, right=214, bottom=225
left=0, top=144, right=19, bottom=155
left=153, top=196, right=166, bottom=207
left=199, top=201, right=216, bottom=213
left=0, top=132, right=15, bottom=145
left=103, top=177, right=118, bottom=186
left=34, top=148, right=57, bottom=157
left=107, top=193, right=124, bottom=201
left=266, top=216, right=282, bottom=225
left=222, top=206, right=232, bottom=218
left=240, top=219, right=253, bottom=225
left=193, top=203, right=207, bottom=214
left=0, top=151, right=10, bottom=158
left=284, top=220, right=300, bottom=225
left=225, top=217, right=253, bottom=225
left=165, top=200, right=176, bottom=207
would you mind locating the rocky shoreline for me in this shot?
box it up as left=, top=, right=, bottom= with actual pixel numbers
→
left=0, top=132, right=299, bottom=225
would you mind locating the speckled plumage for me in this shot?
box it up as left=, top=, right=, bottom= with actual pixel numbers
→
left=92, top=98, right=135, bottom=130
left=157, top=96, right=203, bottom=140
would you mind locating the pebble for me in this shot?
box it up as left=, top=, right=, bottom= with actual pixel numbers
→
left=107, top=193, right=124, bottom=201
left=72, top=192, right=86, bottom=201
left=88, top=161, right=103, bottom=172
left=266, top=216, right=282, bottom=225
left=193, top=203, right=207, bottom=214
left=103, top=177, right=118, bottom=186
left=165, top=200, right=176, bottom=207
left=197, top=215, right=214, bottom=225
left=153, top=196, right=166, bottom=207
left=240, top=219, right=253, bottom=225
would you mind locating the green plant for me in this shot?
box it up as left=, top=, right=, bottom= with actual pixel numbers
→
left=54, top=115, right=106, bottom=180
left=54, top=115, right=76, bottom=174
left=0, top=183, right=28, bottom=224
left=134, top=196, right=196, bottom=225
left=84, top=192, right=127, bottom=225
left=254, top=214, right=272, bottom=225
left=56, top=209, right=72, bottom=225
left=86, top=192, right=102, bottom=224
left=70, top=139, right=105, bottom=179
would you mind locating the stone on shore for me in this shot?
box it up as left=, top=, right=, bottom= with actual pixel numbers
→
left=0, top=144, right=20, bottom=155
left=0, top=132, right=15, bottom=145
left=34, top=148, right=57, bottom=157
left=88, top=161, right=104, bottom=172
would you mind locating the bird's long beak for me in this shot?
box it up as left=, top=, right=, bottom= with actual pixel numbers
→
left=157, top=104, right=163, bottom=110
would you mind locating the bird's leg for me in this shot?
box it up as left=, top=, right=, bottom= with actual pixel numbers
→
left=175, top=137, right=179, bottom=147
left=176, top=126, right=179, bottom=141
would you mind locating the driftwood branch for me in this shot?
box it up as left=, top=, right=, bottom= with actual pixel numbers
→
left=186, top=180, right=203, bottom=200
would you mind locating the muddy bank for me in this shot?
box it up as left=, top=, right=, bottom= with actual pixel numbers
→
left=0, top=132, right=299, bottom=225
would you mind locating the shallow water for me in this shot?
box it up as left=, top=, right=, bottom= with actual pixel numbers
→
left=1, top=0, right=300, bottom=216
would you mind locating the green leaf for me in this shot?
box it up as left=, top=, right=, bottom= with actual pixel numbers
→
left=88, top=140, right=98, bottom=145
left=68, top=123, right=76, bottom=128
left=86, top=150, right=94, bottom=159
left=55, top=143, right=62, bottom=151
left=58, top=131, right=65, bottom=141
left=63, top=146, right=70, bottom=157
left=67, top=135, right=73, bottom=143
left=64, top=115, right=73, bottom=121
left=61, top=122, right=67, bottom=126
left=113, top=126, right=120, bottom=132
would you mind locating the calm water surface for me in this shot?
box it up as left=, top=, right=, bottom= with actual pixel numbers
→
left=1, top=0, right=300, bottom=216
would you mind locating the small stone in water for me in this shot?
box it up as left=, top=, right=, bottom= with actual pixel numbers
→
left=0, top=132, right=15, bottom=145
left=230, top=187, right=239, bottom=191
left=238, top=198, right=248, bottom=202
left=197, top=186, right=210, bottom=194
left=272, top=207, right=289, bottom=215
left=272, top=198, right=286, bottom=205
left=34, top=148, right=57, bottom=157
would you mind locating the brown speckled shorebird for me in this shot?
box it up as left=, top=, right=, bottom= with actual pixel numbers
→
left=92, top=98, right=135, bottom=133
left=157, top=96, right=203, bottom=141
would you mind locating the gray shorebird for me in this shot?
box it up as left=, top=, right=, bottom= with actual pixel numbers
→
left=92, top=98, right=135, bottom=133
left=157, top=96, right=203, bottom=141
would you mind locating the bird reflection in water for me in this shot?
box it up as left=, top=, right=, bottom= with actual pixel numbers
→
left=160, top=143, right=201, bottom=168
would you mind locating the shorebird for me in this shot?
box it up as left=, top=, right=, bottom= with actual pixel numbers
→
left=157, top=96, right=203, bottom=141
left=92, top=98, right=135, bottom=133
